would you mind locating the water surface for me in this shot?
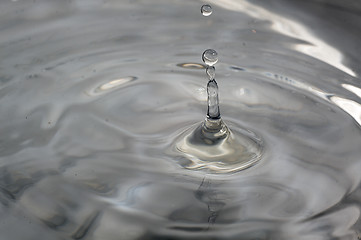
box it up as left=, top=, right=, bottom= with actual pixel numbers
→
left=0, top=0, right=361, bottom=239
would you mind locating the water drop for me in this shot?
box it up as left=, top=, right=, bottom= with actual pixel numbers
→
left=206, top=66, right=215, bottom=80
left=201, top=4, right=212, bottom=17
left=202, top=49, right=218, bottom=66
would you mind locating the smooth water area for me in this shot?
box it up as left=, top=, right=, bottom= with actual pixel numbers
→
left=1, top=0, right=361, bottom=239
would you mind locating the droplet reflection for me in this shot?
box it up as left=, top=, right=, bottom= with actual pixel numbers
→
left=91, top=76, right=137, bottom=95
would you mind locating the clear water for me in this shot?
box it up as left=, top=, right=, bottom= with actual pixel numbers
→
left=206, top=66, right=215, bottom=80
left=0, top=0, right=361, bottom=239
left=201, top=4, right=213, bottom=17
left=202, top=49, right=218, bottom=66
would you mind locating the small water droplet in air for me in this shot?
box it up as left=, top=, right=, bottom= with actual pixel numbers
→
left=202, top=49, right=218, bottom=66
left=206, top=66, right=215, bottom=80
left=201, top=4, right=212, bottom=17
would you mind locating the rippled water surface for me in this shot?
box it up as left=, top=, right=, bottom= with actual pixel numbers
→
left=1, top=0, right=361, bottom=239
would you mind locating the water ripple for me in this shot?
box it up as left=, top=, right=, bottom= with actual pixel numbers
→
left=0, top=0, right=360, bottom=239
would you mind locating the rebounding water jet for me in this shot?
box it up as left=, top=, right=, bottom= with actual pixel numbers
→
left=203, top=50, right=220, bottom=119
left=201, top=49, right=229, bottom=142
left=173, top=52, right=263, bottom=172
left=172, top=5, right=264, bottom=173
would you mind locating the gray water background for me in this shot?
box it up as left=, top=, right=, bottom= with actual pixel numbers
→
left=1, top=0, right=361, bottom=239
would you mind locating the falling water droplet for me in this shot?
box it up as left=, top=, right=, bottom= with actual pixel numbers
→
left=202, top=49, right=218, bottom=66
left=206, top=66, right=215, bottom=80
left=201, top=4, right=212, bottom=17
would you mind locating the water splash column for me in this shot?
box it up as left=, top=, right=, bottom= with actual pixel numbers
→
left=171, top=3, right=264, bottom=173
left=203, top=50, right=220, bottom=120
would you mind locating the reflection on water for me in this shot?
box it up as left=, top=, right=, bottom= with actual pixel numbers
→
left=0, top=0, right=361, bottom=239
left=90, top=76, right=137, bottom=95
left=209, top=0, right=356, bottom=77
